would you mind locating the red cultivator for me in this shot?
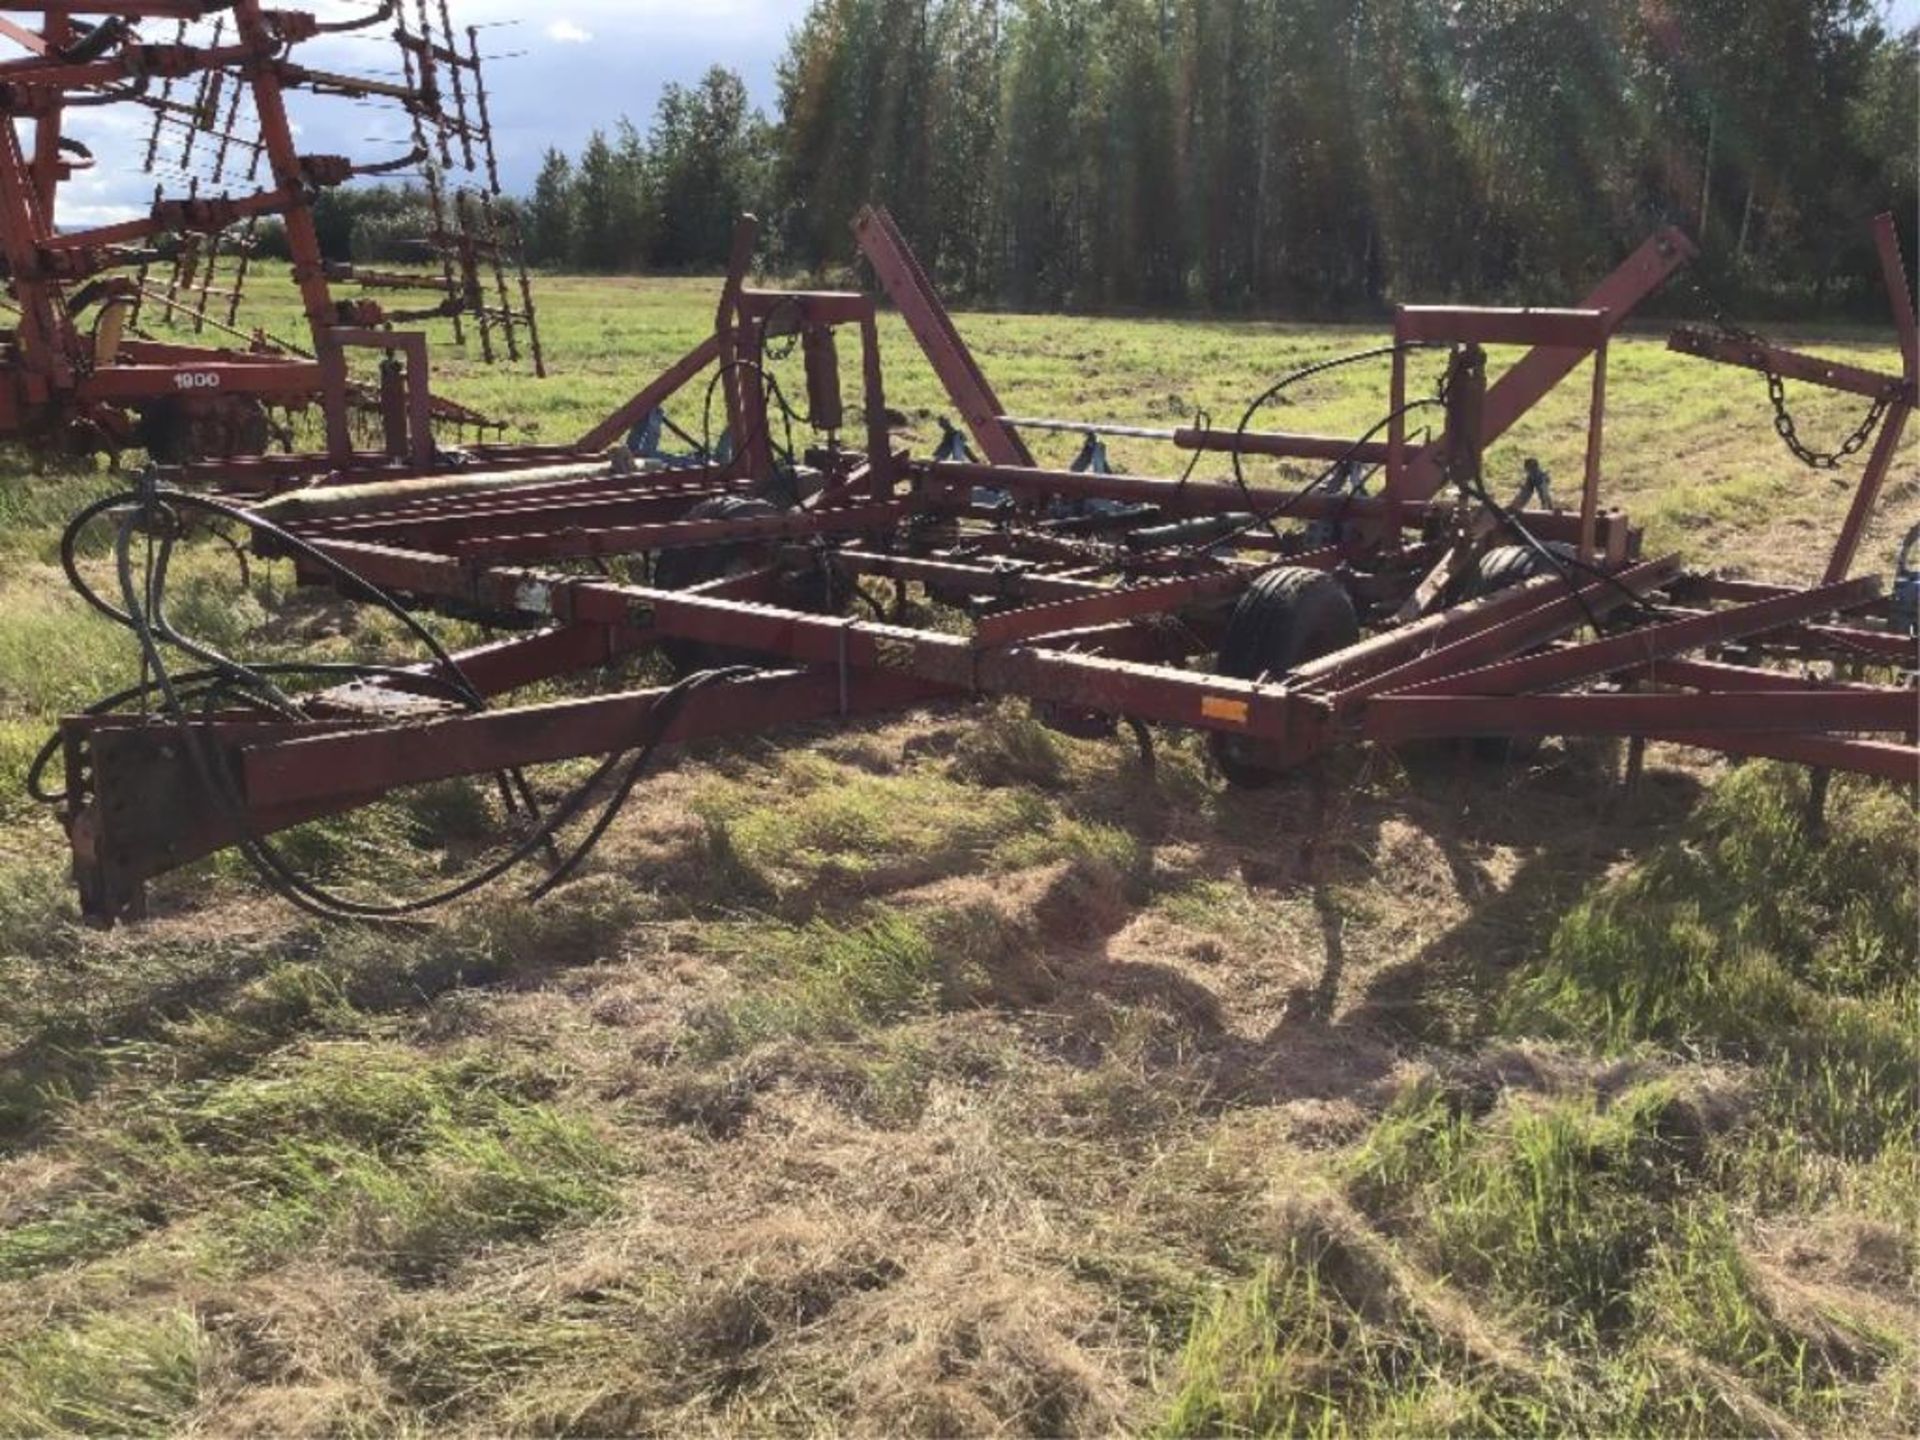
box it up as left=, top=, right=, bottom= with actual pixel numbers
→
left=36, top=203, right=1918, bottom=922
left=0, top=1, right=537, bottom=469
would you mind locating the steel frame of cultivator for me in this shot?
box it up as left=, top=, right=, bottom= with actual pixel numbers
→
left=0, top=1, right=537, bottom=469
left=42, top=204, right=1920, bottom=922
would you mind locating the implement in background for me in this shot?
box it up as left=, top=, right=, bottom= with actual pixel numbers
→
left=0, top=1, right=540, bottom=470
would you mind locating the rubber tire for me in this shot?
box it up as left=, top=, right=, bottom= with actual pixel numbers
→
left=1210, top=566, right=1358, bottom=787
left=135, top=398, right=194, bottom=465
left=652, top=496, right=779, bottom=592
left=652, top=495, right=841, bottom=674
left=136, top=396, right=271, bottom=465
left=1458, top=542, right=1578, bottom=761
left=1466, top=542, right=1578, bottom=600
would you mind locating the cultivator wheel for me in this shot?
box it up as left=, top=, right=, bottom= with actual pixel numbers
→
left=136, top=395, right=273, bottom=465
left=1454, top=542, right=1578, bottom=604
left=1210, top=567, right=1360, bottom=787
left=1453, top=542, right=1588, bottom=763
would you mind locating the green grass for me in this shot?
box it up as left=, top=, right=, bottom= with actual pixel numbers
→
left=0, top=269, right=1912, bottom=1434
left=688, top=911, right=955, bottom=1055
left=0, top=1310, right=205, bottom=1437
left=1350, top=1081, right=1709, bottom=1337
left=1505, top=766, right=1919, bottom=1208
left=696, top=753, right=1054, bottom=893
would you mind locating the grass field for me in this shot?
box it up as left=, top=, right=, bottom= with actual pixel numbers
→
left=0, top=268, right=1915, bottom=1436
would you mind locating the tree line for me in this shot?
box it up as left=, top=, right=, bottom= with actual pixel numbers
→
left=349, top=1, right=1920, bottom=318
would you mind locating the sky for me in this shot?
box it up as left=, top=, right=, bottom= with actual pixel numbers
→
left=431, top=0, right=811, bottom=192
left=18, top=0, right=1920, bottom=227
left=42, top=0, right=815, bottom=225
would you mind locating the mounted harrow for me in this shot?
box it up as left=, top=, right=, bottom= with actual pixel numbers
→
left=32, top=202, right=1919, bottom=922
left=0, top=1, right=538, bottom=470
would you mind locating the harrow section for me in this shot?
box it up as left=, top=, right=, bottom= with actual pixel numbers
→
left=34, top=207, right=1919, bottom=922
left=0, top=1, right=538, bottom=470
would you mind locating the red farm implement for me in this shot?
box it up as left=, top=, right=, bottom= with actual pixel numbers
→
left=0, top=1, right=537, bottom=470
left=29, top=197, right=1919, bottom=922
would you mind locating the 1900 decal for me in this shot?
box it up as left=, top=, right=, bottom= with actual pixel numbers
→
left=172, top=371, right=222, bottom=391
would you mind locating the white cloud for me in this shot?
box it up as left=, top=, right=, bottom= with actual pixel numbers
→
left=57, top=199, right=147, bottom=228
left=34, top=1, right=814, bottom=220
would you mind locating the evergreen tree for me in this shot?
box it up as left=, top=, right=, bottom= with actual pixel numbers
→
left=526, top=149, right=574, bottom=266
left=522, top=0, right=1914, bottom=316
left=570, top=130, right=628, bottom=270
left=651, top=67, right=765, bottom=268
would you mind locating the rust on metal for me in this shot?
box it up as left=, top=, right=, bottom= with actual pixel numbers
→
left=15, top=187, right=1913, bottom=923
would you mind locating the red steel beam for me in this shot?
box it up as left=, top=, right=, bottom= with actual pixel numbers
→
left=1665, top=328, right=1910, bottom=404
left=1771, top=622, right=1917, bottom=664
left=918, top=458, right=1636, bottom=554
left=1331, top=555, right=1685, bottom=705
left=0, top=17, right=50, bottom=54
left=0, top=102, right=72, bottom=383
left=1386, top=227, right=1696, bottom=504
left=185, top=447, right=596, bottom=495
left=0, top=40, right=262, bottom=91
left=294, top=479, right=739, bottom=537
left=852, top=203, right=1035, bottom=469
left=1874, top=211, right=1918, bottom=381
left=1824, top=401, right=1911, bottom=584
left=1647, top=603, right=1912, bottom=663
left=1649, top=732, right=1917, bottom=783
left=309, top=484, right=747, bottom=550
left=739, top=288, right=872, bottom=327
left=228, top=2, right=338, bottom=343
left=1025, top=620, right=1206, bottom=664
left=1294, top=568, right=1622, bottom=694
left=713, top=217, right=756, bottom=478
left=241, top=668, right=945, bottom=810
left=302, top=537, right=1334, bottom=749
left=285, top=467, right=738, bottom=532
left=1362, top=690, right=1915, bottom=741
left=23, top=3, right=220, bottom=12
left=399, top=623, right=653, bottom=701
left=971, top=570, right=1246, bottom=648
left=1172, top=428, right=1395, bottom=464
left=1391, top=577, right=1880, bottom=699
left=447, top=499, right=914, bottom=563
left=574, top=333, right=722, bottom=454
left=836, top=550, right=1108, bottom=601
left=77, top=361, right=328, bottom=401
left=1619, top=657, right=1906, bottom=698
left=1395, top=306, right=1609, bottom=349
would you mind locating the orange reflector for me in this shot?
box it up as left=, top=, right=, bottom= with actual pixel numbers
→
left=1201, top=696, right=1250, bottom=725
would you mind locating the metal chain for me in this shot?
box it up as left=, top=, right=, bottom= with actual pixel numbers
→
left=1764, top=368, right=1890, bottom=469
left=1679, top=269, right=1891, bottom=471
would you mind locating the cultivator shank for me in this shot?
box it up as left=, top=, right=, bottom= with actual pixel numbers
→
left=35, top=207, right=1919, bottom=922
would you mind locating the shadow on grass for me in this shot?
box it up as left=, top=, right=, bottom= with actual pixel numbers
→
left=990, top=734, right=1708, bottom=1115
left=0, top=869, right=647, bottom=1152
left=1344, top=745, right=1706, bottom=1046
left=0, top=702, right=1706, bottom=1163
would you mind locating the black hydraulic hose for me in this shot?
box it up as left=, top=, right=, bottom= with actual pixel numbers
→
left=26, top=659, right=475, bottom=804
left=49, top=479, right=767, bottom=922
left=62, top=486, right=486, bottom=708
left=1227, top=341, right=1448, bottom=542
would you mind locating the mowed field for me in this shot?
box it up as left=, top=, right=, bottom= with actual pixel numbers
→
left=0, top=269, right=1916, bottom=1436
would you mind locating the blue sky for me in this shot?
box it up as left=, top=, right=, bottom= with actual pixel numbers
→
left=28, top=0, right=1920, bottom=225
left=47, top=0, right=814, bottom=224
left=430, top=1, right=809, bottom=193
